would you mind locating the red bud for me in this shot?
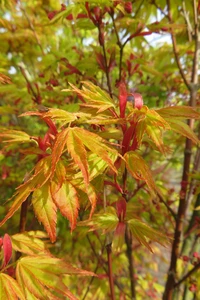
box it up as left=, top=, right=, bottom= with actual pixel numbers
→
left=124, top=2, right=132, bottom=13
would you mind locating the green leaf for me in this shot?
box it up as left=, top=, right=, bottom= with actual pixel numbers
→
left=0, top=157, right=52, bottom=227
left=157, top=106, right=200, bottom=120
left=127, top=219, right=168, bottom=252
left=145, top=124, right=167, bottom=154
left=51, top=127, right=69, bottom=174
left=167, top=119, right=200, bottom=144
left=32, top=183, right=57, bottom=243
left=16, top=255, right=94, bottom=300
left=124, top=151, right=156, bottom=195
left=78, top=207, right=119, bottom=233
left=51, top=181, right=79, bottom=231
left=66, top=128, right=89, bottom=185
left=146, top=109, right=170, bottom=129
left=0, top=273, right=25, bottom=300
left=43, top=108, right=77, bottom=126
left=75, top=127, right=118, bottom=173
left=11, top=231, right=49, bottom=255
left=0, top=130, right=31, bottom=143
left=63, top=81, right=115, bottom=113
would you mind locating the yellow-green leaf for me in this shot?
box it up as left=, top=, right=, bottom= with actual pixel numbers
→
left=66, top=128, right=89, bottom=185
left=124, top=151, right=156, bottom=195
left=32, top=183, right=57, bottom=243
left=43, top=108, right=77, bottom=125
left=51, top=181, right=79, bottom=231
left=11, top=231, right=49, bottom=255
left=0, top=273, right=25, bottom=300
left=128, top=219, right=168, bottom=252
left=0, top=130, right=31, bottom=143
left=167, top=119, right=200, bottom=144
left=157, top=106, right=200, bottom=120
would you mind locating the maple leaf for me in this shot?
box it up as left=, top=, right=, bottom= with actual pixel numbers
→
left=32, top=183, right=57, bottom=243
left=0, top=130, right=32, bottom=143
left=0, top=156, right=52, bottom=227
left=42, top=108, right=77, bottom=126
left=51, top=181, right=79, bottom=231
left=1, top=234, right=12, bottom=269
left=52, top=127, right=118, bottom=181
left=127, top=219, right=169, bottom=252
left=16, top=255, right=95, bottom=300
left=63, top=81, right=115, bottom=113
left=156, top=106, right=200, bottom=144
left=163, top=119, right=200, bottom=144
left=124, top=151, right=157, bottom=195
left=11, top=231, right=49, bottom=256
left=156, top=106, right=200, bottom=120
left=0, top=273, right=25, bottom=300
left=66, top=128, right=89, bottom=185
left=78, top=207, right=119, bottom=234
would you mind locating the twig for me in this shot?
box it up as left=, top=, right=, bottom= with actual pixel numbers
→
left=97, top=24, right=113, bottom=98
left=106, top=243, right=116, bottom=300
left=82, top=264, right=99, bottom=300
left=152, top=0, right=168, bottom=18
left=16, top=194, right=31, bottom=261
left=125, top=227, right=136, bottom=300
left=174, top=262, right=200, bottom=288
left=19, top=66, right=40, bottom=103
left=163, top=1, right=200, bottom=298
left=122, top=168, right=136, bottom=299
left=166, top=0, right=191, bottom=90
left=157, top=191, right=176, bottom=221
left=110, top=14, right=124, bottom=82
left=181, top=1, right=193, bottom=42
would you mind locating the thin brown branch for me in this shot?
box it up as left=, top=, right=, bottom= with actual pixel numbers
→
left=163, top=0, right=200, bottom=297
left=97, top=25, right=113, bottom=98
left=16, top=194, right=31, bottom=261
left=166, top=0, right=191, bottom=90
left=110, top=14, right=124, bottom=82
left=181, top=1, right=193, bottom=42
left=157, top=191, right=177, bottom=220
left=106, top=243, right=116, bottom=300
left=19, top=66, right=40, bottom=104
left=151, top=0, right=168, bottom=19
left=122, top=166, right=137, bottom=299
left=174, top=262, right=200, bottom=288
left=125, top=227, right=136, bottom=300
left=82, top=264, right=99, bottom=300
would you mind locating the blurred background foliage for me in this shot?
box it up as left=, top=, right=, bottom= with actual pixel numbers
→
left=0, top=0, right=199, bottom=299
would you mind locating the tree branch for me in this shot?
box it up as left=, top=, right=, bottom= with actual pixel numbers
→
left=174, top=262, right=200, bottom=288
left=97, top=24, right=113, bottom=98
left=166, top=0, right=191, bottom=90
left=106, top=243, right=116, bottom=300
left=125, top=227, right=136, bottom=300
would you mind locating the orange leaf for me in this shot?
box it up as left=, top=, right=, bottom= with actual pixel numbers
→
left=124, top=151, right=156, bottom=195
left=51, top=181, right=79, bottom=231
left=32, top=183, right=57, bottom=243
left=0, top=273, right=25, bottom=300
left=66, top=128, right=89, bottom=185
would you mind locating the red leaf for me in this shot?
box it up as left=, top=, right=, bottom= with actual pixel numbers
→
left=115, top=222, right=126, bottom=236
left=116, top=198, right=126, bottom=221
left=122, top=125, right=135, bottom=154
left=132, top=93, right=143, bottom=109
left=95, top=52, right=106, bottom=71
left=119, top=82, right=127, bottom=118
left=2, top=234, right=12, bottom=268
